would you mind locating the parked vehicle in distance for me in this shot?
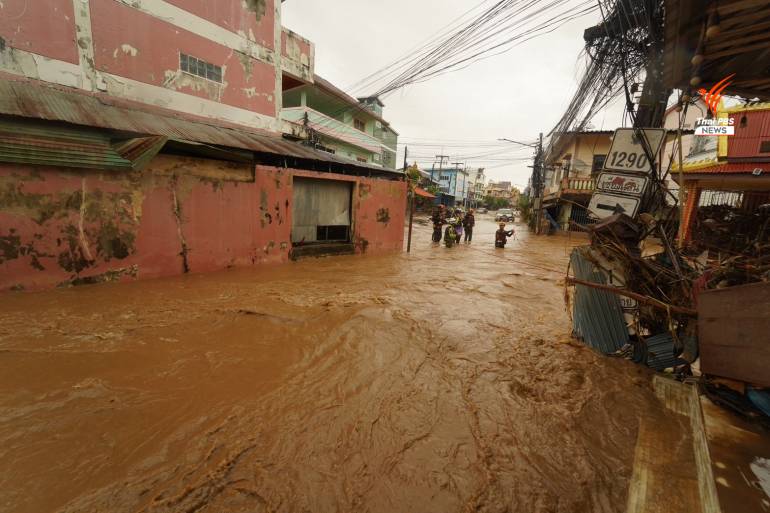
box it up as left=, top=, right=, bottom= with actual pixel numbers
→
left=495, top=208, right=515, bottom=222
left=476, top=207, right=488, bottom=214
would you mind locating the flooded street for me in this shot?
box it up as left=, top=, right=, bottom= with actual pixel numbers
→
left=0, top=216, right=669, bottom=513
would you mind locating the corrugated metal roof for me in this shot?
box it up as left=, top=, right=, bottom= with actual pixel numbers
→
left=113, top=136, right=168, bottom=171
left=684, top=162, right=770, bottom=175
left=727, top=110, right=770, bottom=158
left=0, top=118, right=133, bottom=170
left=0, top=79, right=402, bottom=176
left=570, top=247, right=629, bottom=354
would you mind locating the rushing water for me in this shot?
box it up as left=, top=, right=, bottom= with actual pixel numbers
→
left=0, top=216, right=667, bottom=513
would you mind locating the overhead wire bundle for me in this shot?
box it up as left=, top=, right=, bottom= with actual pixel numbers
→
left=546, top=0, right=656, bottom=150
left=349, top=0, right=600, bottom=99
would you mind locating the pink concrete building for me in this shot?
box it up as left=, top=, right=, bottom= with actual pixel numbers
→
left=0, top=1, right=406, bottom=291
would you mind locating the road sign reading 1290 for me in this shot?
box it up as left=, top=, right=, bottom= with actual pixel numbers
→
left=604, top=128, right=666, bottom=174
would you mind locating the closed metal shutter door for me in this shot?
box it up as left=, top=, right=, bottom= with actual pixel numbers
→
left=292, top=178, right=352, bottom=243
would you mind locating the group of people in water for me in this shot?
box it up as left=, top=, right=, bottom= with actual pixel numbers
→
left=430, top=205, right=515, bottom=248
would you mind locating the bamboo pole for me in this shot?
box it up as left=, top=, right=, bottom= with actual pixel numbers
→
left=566, top=277, right=697, bottom=316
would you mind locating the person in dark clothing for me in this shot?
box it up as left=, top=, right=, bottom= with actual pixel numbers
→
left=463, top=209, right=475, bottom=243
left=495, top=222, right=515, bottom=248
left=431, top=205, right=446, bottom=242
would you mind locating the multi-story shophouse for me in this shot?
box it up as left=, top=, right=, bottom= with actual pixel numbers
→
left=674, top=102, right=770, bottom=243
left=0, top=0, right=405, bottom=291
left=541, top=130, right=612, bottom=230
left=485, top=181, right=512, bottom=200
left=281, top=77, right=398, bottom=169
left=437, top=167, right=469, bottom=208
left=472, top=168, right=486, bottom=206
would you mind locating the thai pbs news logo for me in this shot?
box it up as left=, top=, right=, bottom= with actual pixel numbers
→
left=694, top=74, right=734, bottom=136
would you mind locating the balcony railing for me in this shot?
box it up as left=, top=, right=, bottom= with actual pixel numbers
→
left=281, top=107, right=384, bottom=154
left=560, top=176, right=595, bottom=192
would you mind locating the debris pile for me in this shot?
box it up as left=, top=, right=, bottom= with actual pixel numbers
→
left=566, top=198, right=769, bottom=422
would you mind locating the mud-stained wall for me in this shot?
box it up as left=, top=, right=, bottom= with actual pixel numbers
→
left=0, top=158, right=405, bottom=291
left=290, top=170, right=406, bottom=255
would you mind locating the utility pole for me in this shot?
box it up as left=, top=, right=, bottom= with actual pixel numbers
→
left=405, top=146, right=414, bottom=253
left=534, top=132, right=544, bottom=234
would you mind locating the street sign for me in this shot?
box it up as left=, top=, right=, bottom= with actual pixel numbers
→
left=595, top=172, right=650, bottom=197
left=604, top=128, right=666, bottom=174
left=588, top=192, right=641, bottom=220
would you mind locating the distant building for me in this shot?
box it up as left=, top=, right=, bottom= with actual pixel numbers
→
left=436, top=167, right=469, bottom=207
left=471, top=168, right=486, bottom=206
left=661, top=98, right=709, bottom=203
left=509, top=187, right=521, bottom=206
left=485, top=181, right=512, bottom=199
left=282, top=76, right=399, bottom=169
left=542, top=130, right=613, bottom=230
left=673, top=102, right=770, bottom=242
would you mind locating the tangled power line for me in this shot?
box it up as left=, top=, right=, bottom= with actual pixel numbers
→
left=348, top=0, right=600, bottom=99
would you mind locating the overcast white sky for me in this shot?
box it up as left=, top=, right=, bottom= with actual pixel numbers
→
left=282, top=0, right=625, bottom=189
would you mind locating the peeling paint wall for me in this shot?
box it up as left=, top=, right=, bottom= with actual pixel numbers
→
left=0, top=0, right=291, bottom=133
left=281, top=27, right=314, bottom=83
left=0, top=157, right=405, bottom=291
left=165, top=0, right=274, bottom=49
left=90, top=1, right=276, bottom=116
left=0, top=0, right=78, bottom=64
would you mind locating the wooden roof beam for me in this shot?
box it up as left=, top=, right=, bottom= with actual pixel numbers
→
left=707, top=31, right=770, bottom=51
left=705, top=39, right=770, bottom=60
left=718, top=0, right=770, bottom=16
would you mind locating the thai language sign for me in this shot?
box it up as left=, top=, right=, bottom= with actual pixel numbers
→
left=595, top=172, right=649, bottom=197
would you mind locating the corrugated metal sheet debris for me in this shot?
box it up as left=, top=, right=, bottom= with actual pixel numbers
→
left=570, top=247, right=629, bottom=354
left=0, top=80, right=401, bottom=176
left=636, top=333, right=688, bottom=372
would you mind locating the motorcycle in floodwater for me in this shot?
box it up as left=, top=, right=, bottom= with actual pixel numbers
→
left=444, top=218, right=458, bottom=247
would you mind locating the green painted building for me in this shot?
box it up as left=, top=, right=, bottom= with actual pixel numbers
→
left=282, top=76, right=398, bottom=169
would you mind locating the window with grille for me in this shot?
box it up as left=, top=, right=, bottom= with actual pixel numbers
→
left=354, top=119, right=366, bottom=132
left=592, top=154, right=606, bottom=173
left=180, top=53, right=222, bottom=83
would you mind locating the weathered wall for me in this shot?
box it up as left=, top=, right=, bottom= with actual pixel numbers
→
left=90, top=1, right=276, bottom=117
left=281, top=27, right=314, bottom=82
left=292, top=169, right=406, bottom=255
left=0, top=0, right=286, bottom=131
left=0, top=157, right=405, bottom=291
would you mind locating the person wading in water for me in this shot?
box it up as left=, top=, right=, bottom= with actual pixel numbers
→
left=495, top=222, right=515, bottom=248
left=431, top=205, right=446, bottom=243
left=463, top=209, right=475, bottom=243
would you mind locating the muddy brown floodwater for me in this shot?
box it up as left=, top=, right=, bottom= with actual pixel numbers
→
left=0, top=216, right=670, bottom=513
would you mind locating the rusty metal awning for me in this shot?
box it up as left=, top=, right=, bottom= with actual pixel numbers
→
left=413, top=187, right=435, bottom=198
left=0, top=79, right=402, bottom=176
left=0, top=117, right=167, bottom=171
